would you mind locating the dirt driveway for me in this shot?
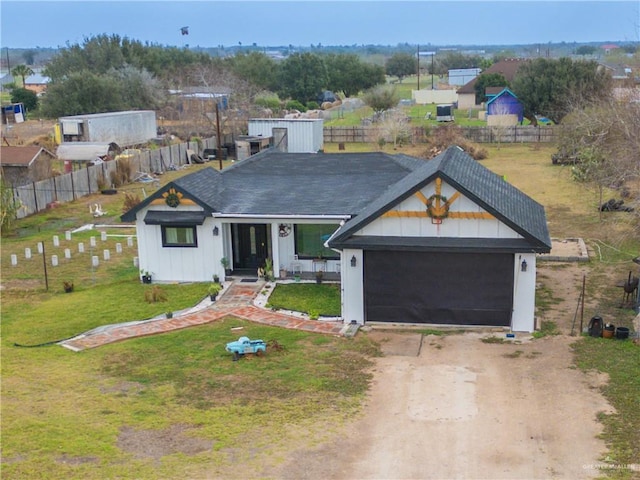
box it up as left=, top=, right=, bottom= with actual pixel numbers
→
left=269, top=329, right=612, bottom=480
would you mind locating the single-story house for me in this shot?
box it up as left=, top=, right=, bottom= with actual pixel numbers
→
left=0, top=146, right=56, bottom=186
left=486, top=88, right=524, bottom=125
left=457, top=59, right=529, bottom=110
left=24, top=73, right=50, bottom=95
left=121, top=146, right=551, bottom=332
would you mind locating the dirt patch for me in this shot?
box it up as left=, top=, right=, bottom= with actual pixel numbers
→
left=2, top=119, right=57, bottom=147
left=117, top=424, right=213, bottom=460
left=267, top=332, right=613, bottom=480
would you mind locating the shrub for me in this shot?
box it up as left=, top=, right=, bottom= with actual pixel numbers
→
left=306, top=101, right=319, bottom=110
left=122, top=192, right=141, bottom=213
left=285, top=100, right=306, bottom=112
left=96, top=172, right=110, bottom=191
left=110, top=157, right=134, bottom=187
left=145, top=286, right=167, bottom=303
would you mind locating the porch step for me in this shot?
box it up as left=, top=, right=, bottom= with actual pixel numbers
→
left=340, top=322, right=360, bottom=338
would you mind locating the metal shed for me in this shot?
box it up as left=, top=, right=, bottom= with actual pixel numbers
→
left=58, top=110, right=156, bottom=147
left=56, top=142, right=120, bottom=161
left=248, top=119, right=323, bottom=153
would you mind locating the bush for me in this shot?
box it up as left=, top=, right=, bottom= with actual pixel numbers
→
left=10, top=88, right=38, bottom=112
left=306, top=101, right=319, bottom=110
left=122, top=192, right=141, bottom=213
left=285, top=100, right=307, bottom=112
left=109, top=158, right=134, bottom=187
left=255, top=95, right=281, bottom=110
left=145, top=286, right=167, bottom=303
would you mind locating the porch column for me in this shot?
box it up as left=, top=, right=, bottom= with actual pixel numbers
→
left=270, top=222, right=281, bottom=278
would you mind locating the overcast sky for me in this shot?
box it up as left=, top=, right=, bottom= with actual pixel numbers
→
left=1, top=1, right=639, bottom=49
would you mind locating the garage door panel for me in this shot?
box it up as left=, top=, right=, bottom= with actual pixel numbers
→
left=364, top=251, right=513, bottom=326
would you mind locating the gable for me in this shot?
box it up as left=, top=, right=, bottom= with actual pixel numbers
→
left=329, top=147, right=551, bottom=253
left=355, top=177, right=521, bottom=240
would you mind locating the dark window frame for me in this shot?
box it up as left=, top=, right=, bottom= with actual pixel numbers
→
left=293, top=224, right=339, bottom=260
left=161, top=224, right=198, bottom=248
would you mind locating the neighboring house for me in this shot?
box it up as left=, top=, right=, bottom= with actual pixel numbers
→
left=0, top=146, right=56, bottom=186
left=122, top=146, right=551, bottom=332
left=24, top=73, right=50, bottom=95
left=456, top=59, right=529, bottom=110
left=447, top=68, right=481, bottom=86
left=486, top=88, right=524, bottom=125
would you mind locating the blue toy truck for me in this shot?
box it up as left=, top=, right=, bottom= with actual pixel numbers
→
left=225, top=336, right=267, bottom=360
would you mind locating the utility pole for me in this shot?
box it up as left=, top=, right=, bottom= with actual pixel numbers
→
left=416, top=45, right=420, bottom=90
left=215, top=101, right=223, bottom=170
left=431, top=53, right=434, bottom=90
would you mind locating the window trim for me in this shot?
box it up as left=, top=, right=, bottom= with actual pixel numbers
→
left=293, top=224, right=339, bottom=260
left=161, top=224, right=198, bottom=248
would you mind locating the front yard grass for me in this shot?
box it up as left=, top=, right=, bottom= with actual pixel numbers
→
left=2, top=142, right=639, bottom=479
left=266, top=283, right=341, bottom=318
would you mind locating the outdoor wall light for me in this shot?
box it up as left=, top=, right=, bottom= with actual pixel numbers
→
left=350, top=255, right=357, bottom=267
left=213, top=226, right=219, bottom=236
left=521, top=259, right=528, bottom=272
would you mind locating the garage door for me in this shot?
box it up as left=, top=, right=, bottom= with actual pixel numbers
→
left=364, top=251, right=513, bottom=326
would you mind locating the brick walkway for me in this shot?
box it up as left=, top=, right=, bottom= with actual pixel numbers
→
left=60, top=281, right=347, bottom=352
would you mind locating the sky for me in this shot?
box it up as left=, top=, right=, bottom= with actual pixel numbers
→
left=1, top=1, right=639, bottom=49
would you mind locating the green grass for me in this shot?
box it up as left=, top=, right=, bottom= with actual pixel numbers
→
left=573, top=338, right=640, bottom=478
left=266, top=283, right=341, bottom=317
left=2, top=317, right=380, bottom=478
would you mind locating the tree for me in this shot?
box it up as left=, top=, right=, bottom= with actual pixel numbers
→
left=385, top=52, right=417, bottom=82
left=575, top=45, right=597, bottom=55
left=10, top=88, right=38, bottom=112
left=556, top=96, right=640, bottom=230
left=324, top=53, right=385, bottom=97
left=11, top=64, right=34, bottom=87
left=228, top=52, right=277, bottom=91
left=110, top=65, right=166, bottom=111
left=362, top=84, right=399, bottom=115
left=277, top=53, right=328, bottom=103
left=511, top=58, right=611, bottom=125
left=473, top=73, right=508, bottom=105
left=41, top=71, right=125, bottom=117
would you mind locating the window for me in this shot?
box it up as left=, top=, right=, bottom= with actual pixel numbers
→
left=294, top=224, right=338, bottom=259
left=162, top=225, right=197, bottom=247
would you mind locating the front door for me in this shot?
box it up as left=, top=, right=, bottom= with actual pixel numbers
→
left=234, top=224, right=269, bottom=271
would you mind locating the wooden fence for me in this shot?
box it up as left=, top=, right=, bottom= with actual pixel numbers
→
left=13, top=137, right=218, bottom=219
left=324, top=125, right=556, bottom=144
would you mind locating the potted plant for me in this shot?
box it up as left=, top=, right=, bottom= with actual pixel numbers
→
left=63, top=281, right=74, bottom=293
left=140, top=270, right=152, bottom=284
left=208, top=282, right=222, bottom=301
left=213, top=274, right=220, bottom=284
left=263, top=258, right=274, bottom=282
left=315, top=270, right=324, bottom=284
left=220, top=257, right=231, bottom=276
left=165, top=311, right=173, bottom=319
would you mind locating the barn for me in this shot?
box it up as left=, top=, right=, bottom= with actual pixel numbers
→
left=122, top=146, right=551, bottom=332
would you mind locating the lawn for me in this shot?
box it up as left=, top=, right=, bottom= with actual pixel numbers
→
left=1, top=142, right=639, bottom=479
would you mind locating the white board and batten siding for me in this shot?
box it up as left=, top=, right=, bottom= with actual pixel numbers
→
left=248, top=119, right=323, bottom=153
left=135, top=205, right=221, bottom=283
left=344, top=179, right=538, bottom=332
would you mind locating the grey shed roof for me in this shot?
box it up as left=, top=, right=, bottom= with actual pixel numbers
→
left=329, top=146, right=551, bottom=252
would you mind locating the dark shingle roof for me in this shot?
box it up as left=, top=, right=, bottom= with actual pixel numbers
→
left=121, top=148, right=551, bottom=253
left=329, top=146, right=551, bottom=252
left=457, top=59, right=529, bottom=94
